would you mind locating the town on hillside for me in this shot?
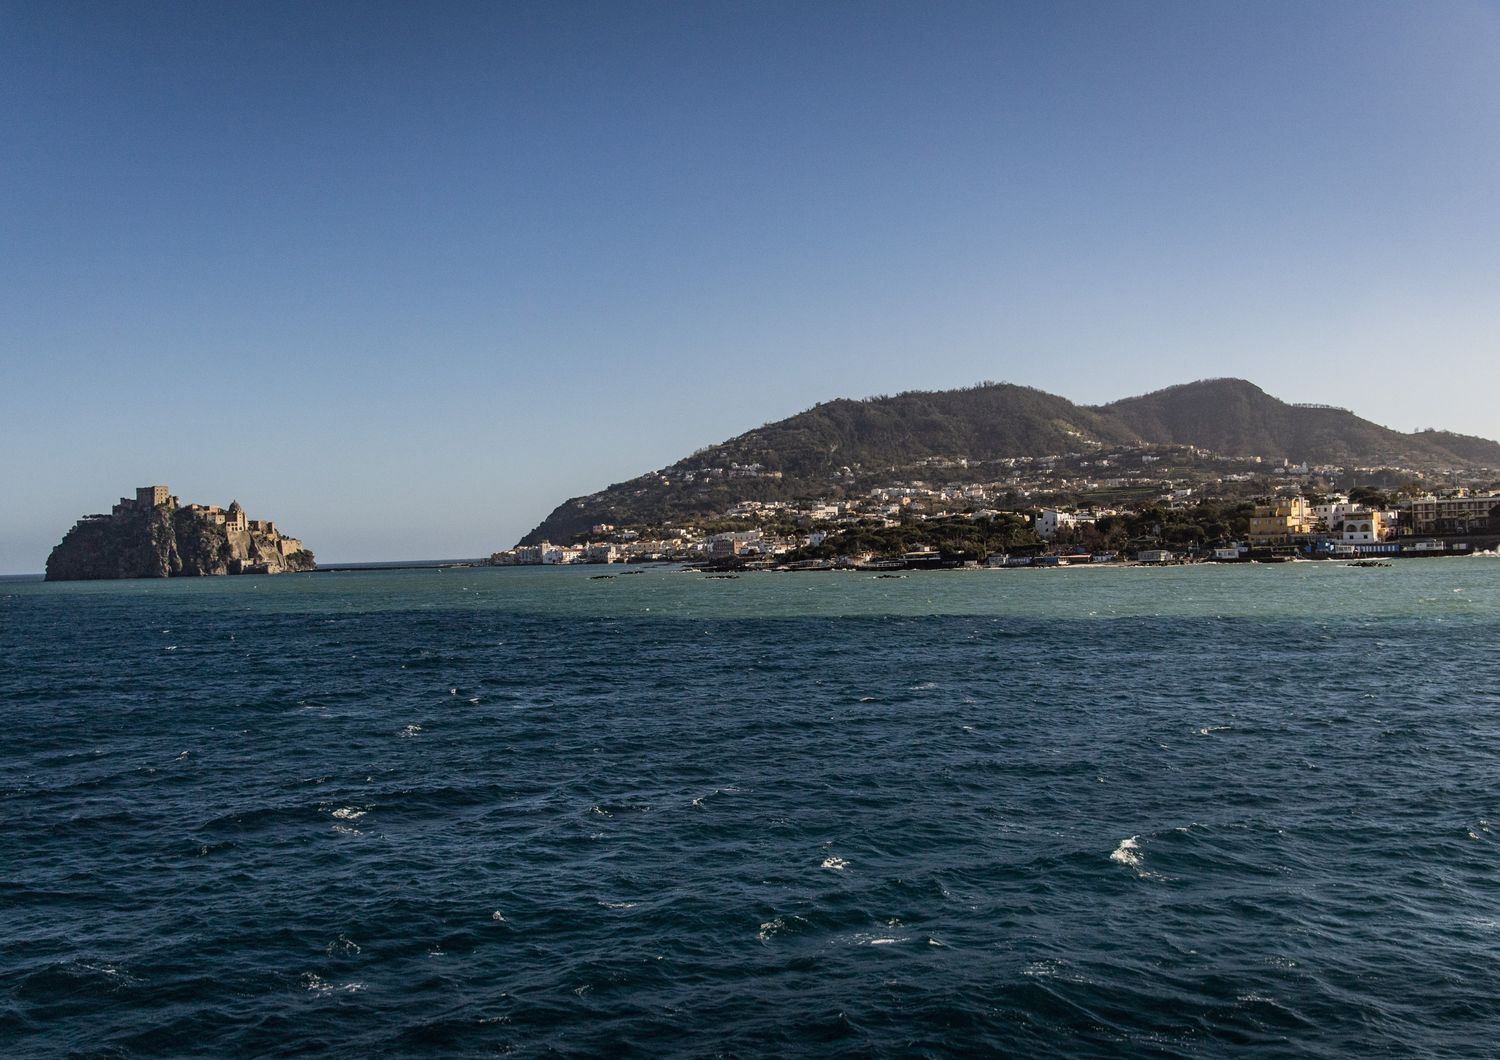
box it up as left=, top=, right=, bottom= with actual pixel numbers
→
left=492, top=445, right=1500, bottom=570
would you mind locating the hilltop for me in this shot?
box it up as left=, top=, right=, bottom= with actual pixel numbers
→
left=519, top=379, right=1499, bottom=545
left=1096, top=379, right=1496, bottom=468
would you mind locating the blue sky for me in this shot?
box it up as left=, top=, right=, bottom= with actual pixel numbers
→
left=4, top=1, right=1498, bottom=572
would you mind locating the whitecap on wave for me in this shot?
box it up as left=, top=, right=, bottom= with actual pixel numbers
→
left=1110, top=835, right=1144, bottom=871
left=71, top=960, right=140, bottom=985
left=691, top=786, right=738, bottom=807
left=821, top=856, right=849, bottom=871
left=1023, top=959, right=1089, bottom=982
left=325, top=935, right=361, bottom=957
left=757, top=914, right=807, bottom=942
left=303, top=973, right=365, bottom=994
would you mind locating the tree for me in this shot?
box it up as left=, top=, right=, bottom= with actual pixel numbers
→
left=1349, top=486, right=1391, bottom=509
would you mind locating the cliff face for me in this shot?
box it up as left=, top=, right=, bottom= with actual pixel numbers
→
left=45, top=504, right=316, bottom=581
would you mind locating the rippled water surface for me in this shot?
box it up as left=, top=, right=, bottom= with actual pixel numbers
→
left=4, top=562, right=1500, bottom=1056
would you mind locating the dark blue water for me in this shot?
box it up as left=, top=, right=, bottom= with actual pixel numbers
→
left=4, top=563, right=1500, bottom=1056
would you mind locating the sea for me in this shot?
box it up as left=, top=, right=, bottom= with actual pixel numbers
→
left=4, top=560, right=1499, bottom=1057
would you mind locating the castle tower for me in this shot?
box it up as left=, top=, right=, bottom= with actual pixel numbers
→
left=136, top=485, right=170, bottom=508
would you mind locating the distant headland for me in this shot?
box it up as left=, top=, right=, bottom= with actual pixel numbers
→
left=500, top=377, right=1499, bottom=569
left=45, top=485, right=315, bottom=581
left=516, top=378, right=1500, bottom=548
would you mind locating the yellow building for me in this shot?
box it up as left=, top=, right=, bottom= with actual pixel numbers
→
left=1248, top=497, right=1313, bottom=546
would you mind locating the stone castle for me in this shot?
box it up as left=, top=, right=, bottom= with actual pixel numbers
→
left=47, top=485, right=314, bottom=580
left=109, top=485, right=307, bottom=564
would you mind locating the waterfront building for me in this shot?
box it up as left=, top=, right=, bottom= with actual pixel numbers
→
left=1339, top=510, right=1385, bottom=545
left=1312, top=498, right=1357, bottom=530
left=709, top=530, right=762, bottom=560
left=1247, top=497, right=1313, bottom=545
left=1404, top=492, right=1500, bottom=535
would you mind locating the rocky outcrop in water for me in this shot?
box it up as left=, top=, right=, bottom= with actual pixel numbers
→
left=45, top=487, right=315, bottom=581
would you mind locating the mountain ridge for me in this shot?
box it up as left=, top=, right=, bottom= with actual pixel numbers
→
left=519, top=378, right=1499, bottom=545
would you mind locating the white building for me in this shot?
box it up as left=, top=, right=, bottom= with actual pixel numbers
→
left=1034, top=510, right=1078, bottom=540
left=1312, top=499, right=1357, bottom=530
left=1340, top=511, right=1385, bottom=545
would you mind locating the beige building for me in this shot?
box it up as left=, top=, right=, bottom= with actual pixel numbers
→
left=114, top=484, right=178, bottom=515
left=1404, top=492, right=1500, bottom=535
left=1247, top=497, right=1313, bottom=546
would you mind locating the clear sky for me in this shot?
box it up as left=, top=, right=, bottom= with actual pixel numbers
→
left=4, top=1, right=1499, bottom=573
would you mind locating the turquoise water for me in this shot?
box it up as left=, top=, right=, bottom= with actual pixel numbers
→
left=25, top=557, right=1499, bottom=618
left=4, top=561, right=1500, bottom=1055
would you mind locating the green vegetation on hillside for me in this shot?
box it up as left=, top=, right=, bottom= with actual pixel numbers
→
left=520, top=378, right=1500, bottom=546
left=785, top=513, right=1041, bottom=562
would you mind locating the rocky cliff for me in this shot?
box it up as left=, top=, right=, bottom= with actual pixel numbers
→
left=45, top=499, right=315, bottom=581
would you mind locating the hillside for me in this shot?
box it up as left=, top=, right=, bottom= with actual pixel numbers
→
left=666, top=384, right=1139, bottom=478
left=519, top=378, right=1498, bottom=545
left=1096, top=379, right=1483, bottom=467
left=521, top=384, right=1141, bottom=544
left=1411, top=430, right=1500, bottom=467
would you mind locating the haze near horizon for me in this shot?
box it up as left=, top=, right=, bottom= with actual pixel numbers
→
left=4, top=1, right=1499, bottom=573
